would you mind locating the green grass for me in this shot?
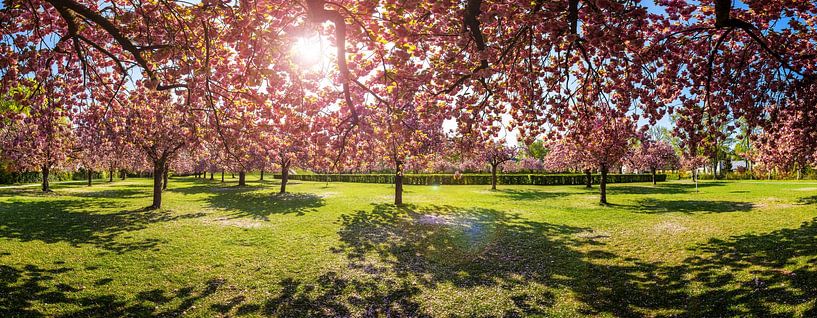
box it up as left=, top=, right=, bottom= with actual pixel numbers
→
left=1, top=176, right=816, bottom=317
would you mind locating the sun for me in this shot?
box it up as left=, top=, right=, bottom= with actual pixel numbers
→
left=291, top=36, right=332, bottom=68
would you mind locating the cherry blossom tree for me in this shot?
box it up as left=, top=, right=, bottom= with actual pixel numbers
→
left=682, top=155, right=709, bottom=192
left=755, top=99, right=817, bottom=179
left=480, top=141, right=518, bottom=190
left=316, top=25, right=448, bottom=206
left=650, top=0, right=817, bottom=166
left=563, top=108, right=636, bottom=204
left=0, top=80, right=75, bottom=192
left=264, top=110, right=314, bottom=194
left=543, top=141, right=595, bottom=189
left=74, top=100, right=118, bottom=187
left=123, top=88, right=200, bottom=209
left=208, top=103, right=263, bottom=187
left=631, top=140, right=679, bottom=185
left=503, top=157, right=544, bottom=174
left=4, top=0, right=816, bottom=205
left=366, top=93, right=446, bottom=205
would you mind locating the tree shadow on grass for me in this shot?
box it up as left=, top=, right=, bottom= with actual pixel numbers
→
left=0, top=262, right=225, bottom=317
left=336, top=204, right=592, bottom=288
left=166, top=182, right=265, bottom=196
left=209, top=191, right=325, bottom=219
left=229, top=272, right=424, bottom=317
left=608, top=181, right=727, bottom=195
left=495, top=189, right=576, bottom=201
left=165, top=180, right=325, bottom=219
left=332, top=204, right=692, bottom=316
left=258, top=179, right=303, bottom=186
left=329, top=203, right=817, bottom=316
left=798, top=195, right=817, bottom=205
left=0, top=200, right=205, bottom=253
left=632, top=198, right=755, bottom=214
left=71, top=189, right=150, bottom=199
left=680, top=217, right=817, bottom=317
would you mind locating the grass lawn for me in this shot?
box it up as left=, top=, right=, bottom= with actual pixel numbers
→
left=1, top=176, right=816, bottom=317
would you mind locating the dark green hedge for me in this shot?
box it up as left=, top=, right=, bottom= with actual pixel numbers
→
left=73, top=170, right=107, bottom=181
left=0, top=169, right=113, bottom=185
left=0, top=171, right=74, bottom=184
left=275, top=173, right=666, bottom=185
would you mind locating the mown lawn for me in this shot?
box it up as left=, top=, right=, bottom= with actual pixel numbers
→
left=1, top=176, right=816, bottom=317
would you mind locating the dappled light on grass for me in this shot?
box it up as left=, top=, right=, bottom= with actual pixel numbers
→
left=0, top=262, right=226, bottom=317
left=332, top=203, right=817, bottom=316
left=336, top=204, right=590, bottom=280
left=0, top=199, right=204, bottom=254
left=0, top=178, right=816, bottom=316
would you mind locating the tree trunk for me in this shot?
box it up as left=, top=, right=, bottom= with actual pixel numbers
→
left=121, top=169, right=127, bottom=180
left=231, top=172, right=235, bottom=179
left=584, top=169, right=592, bottom=188
left=238, top=171, right=246, bottom=186
left=162, top=164, right=169, bottom=191
left=694, top=170, right=699, bottom=192
left=260, top=168, right=265, bottom=181
left=150, top=161, right=165, bottom=209
left=600, top=165, right=608, bottom=204
left=280, top=163, right=289, bottom=194
left=210, top=171, right=214, bottom=180
left=490, top=163, right=498, bottom=190
left=712, top=160, right=718, bottom=180
left=651, top=167, right=657, bottom=185
left=748, top=160, right=754, bottom=180
left=87, top=169, right=93, bottom=186
left=221, top=169, right=225, bottom=182
left=109, top=164, right=114, bottom=182
left=41, top=165, right=51, bottom=192
left=395, top=161, right=403, bottom=206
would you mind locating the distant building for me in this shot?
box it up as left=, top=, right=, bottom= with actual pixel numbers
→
left=696, top=160, right=748, bottom=174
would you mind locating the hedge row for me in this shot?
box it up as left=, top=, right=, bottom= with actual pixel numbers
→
left=275, top=173, right=666, bottom=185
left=0, top=170, right=109, bottom=185
left=0, top=171, right=74, bottom=184
left=671, top=171, right=817, bottom=180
